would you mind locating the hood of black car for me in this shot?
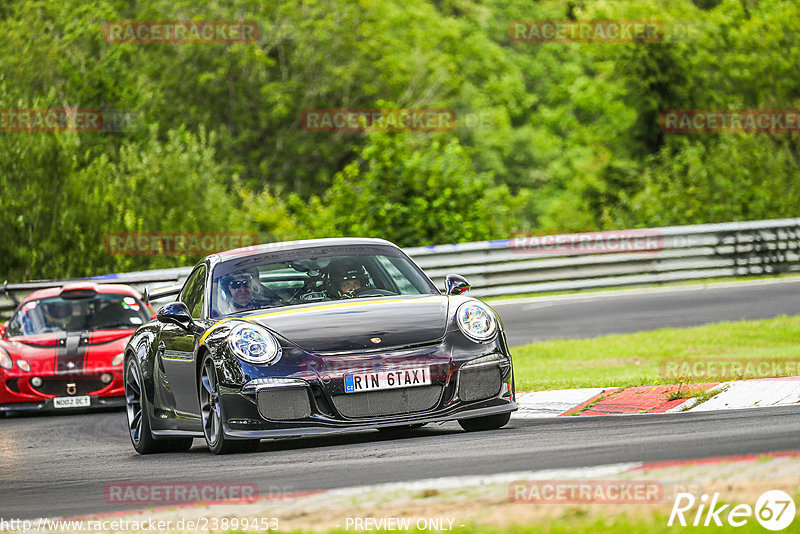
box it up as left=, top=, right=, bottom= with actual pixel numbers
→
left=244, top=295, right=448, bottom=353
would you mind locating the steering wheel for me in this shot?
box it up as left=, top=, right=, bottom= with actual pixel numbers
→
left=352, top=287, right=398, bottom=298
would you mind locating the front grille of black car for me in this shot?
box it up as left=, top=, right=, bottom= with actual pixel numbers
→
left=257, top=387, right=312, bottom=421
left=331, top=385, right=443, bottom=418
left=30, top=375, right=108, bottom=396
left=458, top=365, right=503, bottom=402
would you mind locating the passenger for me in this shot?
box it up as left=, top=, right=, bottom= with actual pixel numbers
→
left=220, top=270, right=284, bottom=313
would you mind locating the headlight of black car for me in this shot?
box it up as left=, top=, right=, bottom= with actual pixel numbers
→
left=456, top=302, right=498, bottom=342
left=228, top=323, right=282, bottom=365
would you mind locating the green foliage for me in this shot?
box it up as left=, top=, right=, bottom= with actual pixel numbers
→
left=84, top=126, right=241, bottom=272
left=0, top=113, right=239, bottom=278
left=1, top=0, right=799, bottom=281
left=295, top=134, right=528, bottom=246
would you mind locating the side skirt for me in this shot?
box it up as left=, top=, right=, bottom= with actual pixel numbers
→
left=151, top=429, right=204, bottom=439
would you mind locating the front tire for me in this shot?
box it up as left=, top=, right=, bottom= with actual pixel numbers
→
left=458, top=412, right=511, bottom=432
left=125, top=358, right=192, bottom=454
left=199, top=354, right=260, bottom=454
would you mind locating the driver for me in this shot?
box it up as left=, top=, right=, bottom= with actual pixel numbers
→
left=42, top=300, right=73, bottom=330
left=220, top=271, right=279, bottom=312
left=331, top=264, right=370, bottom=299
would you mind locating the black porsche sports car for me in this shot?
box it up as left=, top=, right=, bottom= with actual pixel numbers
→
left=124, top=238, right=516, bottom=454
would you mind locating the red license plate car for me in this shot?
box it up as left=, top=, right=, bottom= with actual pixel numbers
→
left=0, top=283, right=152, bottom=415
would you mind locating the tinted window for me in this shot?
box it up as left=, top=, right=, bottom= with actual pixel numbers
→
left=376, top=255, right=421, bottom=294
left=211, top=247, right=437, bottom=317
left=6, top=294, right=150, bottom=336
left=181, top=266, right=207, bottom=318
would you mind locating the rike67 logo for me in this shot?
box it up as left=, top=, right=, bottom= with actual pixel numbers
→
left=669, top=490, right=795, bottom=530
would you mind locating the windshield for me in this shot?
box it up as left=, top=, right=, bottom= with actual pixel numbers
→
left=6, top=294, right=150, bottom=336
left=211, top=247, right=438, bottom=317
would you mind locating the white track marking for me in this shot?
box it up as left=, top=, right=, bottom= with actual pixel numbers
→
left=689, top=378, right=800, bottom=411
left=513, top=388, right=610, bottom=418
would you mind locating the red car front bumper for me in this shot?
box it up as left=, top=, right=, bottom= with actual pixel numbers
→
left=0, top=369, right=125, bottom=413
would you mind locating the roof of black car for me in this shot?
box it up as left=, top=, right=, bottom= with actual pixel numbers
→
left=213, top=237, right=398, bottom=262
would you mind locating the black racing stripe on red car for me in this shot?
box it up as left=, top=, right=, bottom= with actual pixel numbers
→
left=82, top=337, right=109, bottom=374
left=52, top=333, right=64, bottom=373
left=83, top=331, right=131, bottom=346
left=55, top=333, right=87, bottom=375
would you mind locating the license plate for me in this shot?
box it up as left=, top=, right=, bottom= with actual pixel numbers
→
left=53, top=396, right=91, bottom=408
left=344, top=367, right=430, bottom=393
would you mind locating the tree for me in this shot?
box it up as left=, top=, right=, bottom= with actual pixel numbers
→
left=294, top=133, right=529, bottom=246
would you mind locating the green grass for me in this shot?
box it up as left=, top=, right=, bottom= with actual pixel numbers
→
left=511, top=315, right=800, bottom=391
left=445, top=514, right=793, bottom=534
left=665, top=386, right=710, bottom=401
left=282, top=504, right=794, bottom=534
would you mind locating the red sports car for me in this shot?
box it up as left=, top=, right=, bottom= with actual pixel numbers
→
left=0, top=283, right=153, bottom=414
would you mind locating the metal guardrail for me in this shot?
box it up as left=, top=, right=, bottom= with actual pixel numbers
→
left=2, top=218, right=799, bottom=316
left=405, top=218, right=800, bottom=297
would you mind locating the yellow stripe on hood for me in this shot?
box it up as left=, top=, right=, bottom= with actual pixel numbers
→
left=199, top=295, right=443, bottom=344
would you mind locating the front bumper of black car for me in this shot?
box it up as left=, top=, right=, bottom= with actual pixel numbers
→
left=214, top=348, right=516, bottom=439
left=223, top=400, right=517, bottom=439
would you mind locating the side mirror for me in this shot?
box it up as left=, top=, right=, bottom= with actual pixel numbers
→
left=156, top=302, right=198, bottom=333
left=0, top=323, right=6, bottom=337
left=444, top=274, right=470, bottom=296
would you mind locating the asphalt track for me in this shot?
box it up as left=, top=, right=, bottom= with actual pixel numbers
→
left=494, top=278, right=800, bottom=347
left=3, top=406, right=800, bottom=519
left=3, top=279, right=800, bottom=520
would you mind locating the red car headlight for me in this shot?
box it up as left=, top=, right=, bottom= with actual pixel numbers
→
left=0, top=347, right=12, bottom=370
